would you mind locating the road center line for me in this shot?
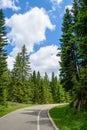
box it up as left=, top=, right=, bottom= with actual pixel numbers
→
left=37, top=110, right=42, bottom=130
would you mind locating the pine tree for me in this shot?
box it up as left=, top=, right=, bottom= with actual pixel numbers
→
left=30, top=70, right=37, bottom=103
left=58, top=2, right=79, bottom=104
left=31, top=71, right=42, bottom=104
left=36, top=71, right=43, bottom=104
left=42, top=72, right=53, bottom=104
left=58, top=85, right=66, bottom=103
left=50, top=72, right=58, bottom=103
left=59, top=0, right=87, bottom=110
left=59, top=8, right=74, bottom=91
left=73, top=0, right=87, bottom=109
left=20, top=45, right=31, bottom=80
left=9, top=45, right=31, bottom=103
left=71, top=0, right=80, bottom=82
left=0, top=9, right=8, bottom=105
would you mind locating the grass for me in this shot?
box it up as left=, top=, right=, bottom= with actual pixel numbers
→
left=49, top=104, right=87, bottom=130
left=0, top=102, right=33, bottom=117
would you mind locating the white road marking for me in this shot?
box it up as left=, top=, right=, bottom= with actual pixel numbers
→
left=37, top=110, right=42, bottom=130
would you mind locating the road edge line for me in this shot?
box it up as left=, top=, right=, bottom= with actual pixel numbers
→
left=47, top=110, right=59, bottom=130
left=0, top=107, right=30, bottom=120
left=0, top=110, right=16, bottom=120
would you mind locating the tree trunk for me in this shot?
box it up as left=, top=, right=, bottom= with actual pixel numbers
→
left=73, top=91, right=87, bottom=110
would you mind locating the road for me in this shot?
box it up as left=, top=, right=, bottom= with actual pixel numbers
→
left=0, top=104, right=58, bottom=130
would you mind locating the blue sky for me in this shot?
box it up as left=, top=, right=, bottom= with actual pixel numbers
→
left=0, top=0, right=72, bottom=79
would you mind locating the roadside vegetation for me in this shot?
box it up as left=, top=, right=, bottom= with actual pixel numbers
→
left=0, top=102, right=33, bottom=117
left=50, top=1, right=87, bottom=129
left=50, top=104, right=87, bottom=130
left=57, top=0, right=87, bottom=110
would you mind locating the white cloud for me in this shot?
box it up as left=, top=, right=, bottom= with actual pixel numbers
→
left=0, top=0, right=20, bottom=11
left=6, top=7, right=55, bottom=57
left=51, top=0, right=63, bottom=5
left=65, top=5, right=72, bottom=10
left=6, top=55, right=15, bottom=70
left=51, top=0, right=63, bottom=11
left=6, top=45, right=60, bottom=79
left=30, top=45, right=60, bottom=79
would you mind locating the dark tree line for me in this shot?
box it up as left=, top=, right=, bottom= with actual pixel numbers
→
left=59, top=0, right=87, bottom=110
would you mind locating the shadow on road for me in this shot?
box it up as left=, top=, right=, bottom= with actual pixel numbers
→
left=21, top=109, right=40, bottom=116
left=21, top=109, right=53, bottom=128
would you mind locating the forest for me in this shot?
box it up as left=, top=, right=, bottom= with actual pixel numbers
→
left=0, top=0, right=87, bottom=111
left=59, top=0, right=87, bottom=110
left=0, top=10, right=70, bottom=105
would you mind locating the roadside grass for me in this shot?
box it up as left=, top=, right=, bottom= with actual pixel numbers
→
left=49, top=104, right=87, bottom=130
left=0, top=102, right=33, bottom=117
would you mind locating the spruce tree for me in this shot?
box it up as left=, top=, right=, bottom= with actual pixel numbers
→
left=59, top=2, right=79, bottom=104
left=30, top=70, right=37, bottom=103
left=0, top=9, right=8, bottom=105
left=36, top=71, right=43, bottom=104
left=42, top=72, right=53, bottom=104
left=74, top=0, right=87, bottom=109
left=59, top=0, right=87, bottom=110
left=20, top=45, right=31, bottom=80
left=9, top=45, right=31, bottom=103
left=71, top=0, right=80, bottom=82
left=31, top=71, right=42, bottom=104
left=59, top=8, right=74, bottom=91
left=50, top=72, right=58, bottom=103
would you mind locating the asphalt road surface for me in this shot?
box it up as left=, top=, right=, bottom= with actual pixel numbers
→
left=0, top=104, right=58, bottom=130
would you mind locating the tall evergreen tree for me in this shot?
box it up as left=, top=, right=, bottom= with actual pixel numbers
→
left=59, top=8, right=74, bottom=91
left=0, top=9, right=8, bottom=105
left=42, top=72, right=53, bottom=104
left=36, top=71, right=43, bottom=104
left=8, top=45, right=31, bottom=103
left=71, top=0, right=80, bottom=82
left=31, top=71, right=42, bottom=104
left=59, top=0, right=87, bottom=110
left=74, top=0, right=87, bottom=109
left=20, top=45, right=31, bottom=80
left=50, top=72, right=58, bottom=103
left=30, top=70, right=37, bottom=103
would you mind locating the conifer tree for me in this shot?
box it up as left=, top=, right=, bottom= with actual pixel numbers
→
left=59, top=0, right=87, bottom=110
left=50, top=72, right=58, bottom=103
left=73, top=0, right=87, bottom=109
left=0, top=9, right=8, bottom=105
left=20, top=45, right=31, bottom=80
left=31, top=71, right=42, bottom=104
left=71, top=0, right=80, bottom=82
left=9, top=45, right=31, bottom=103
left=42, top=72, right=53, bottom=104
left=30, top=70, right=37, bottom=103
left=59, top=8, right=74, bottom=91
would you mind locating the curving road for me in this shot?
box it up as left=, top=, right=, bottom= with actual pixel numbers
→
left=0, top=104, right=58, bottom=130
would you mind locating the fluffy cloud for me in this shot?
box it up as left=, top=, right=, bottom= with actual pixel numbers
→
left=0, top=0, right=20, bottom=11
left=6, top=45, right=60, bottom=79
left=6, top=7, right=55, bottom=57
left=30, top=45, right=60, bottom=79
left=6, top=55, right=15, bottom=70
